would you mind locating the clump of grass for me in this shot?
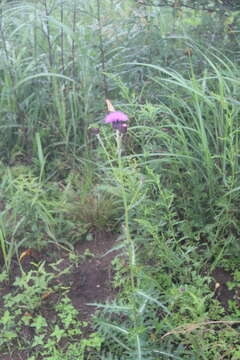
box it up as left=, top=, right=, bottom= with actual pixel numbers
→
left=0, top=166, right=60, bottom=273
left=64, top=186, right=122, bottom=235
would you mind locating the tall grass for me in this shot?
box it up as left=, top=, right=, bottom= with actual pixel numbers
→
left=1, top=0, right=236, bottom=162
left=117, top=44, right=240, bottom=261
left=0, top=0, right=194, bottom=163
left=0, top=0, right=101, bottom=160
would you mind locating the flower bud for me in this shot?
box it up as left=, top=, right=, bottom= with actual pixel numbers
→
left=90, top=127, right=100, bottom=135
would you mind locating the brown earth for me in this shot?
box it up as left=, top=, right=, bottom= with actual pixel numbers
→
left=65, top=231, right=119, bottom=325
left=211, top=267, right=240, bottom=310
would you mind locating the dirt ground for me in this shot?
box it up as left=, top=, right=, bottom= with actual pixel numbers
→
left=211, top=267, right=240, bottom=310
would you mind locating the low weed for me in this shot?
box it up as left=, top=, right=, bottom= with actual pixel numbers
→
left=0, top=260, right=102, bottom=359
left=0, top=168, right=58, bottom=273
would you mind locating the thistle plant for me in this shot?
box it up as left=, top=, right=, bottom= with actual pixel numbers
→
left=93, top=104, right=144, bottom=357
left=96, top=109, right=135, bottom=270
left=92, top=112, right=173, bottom=358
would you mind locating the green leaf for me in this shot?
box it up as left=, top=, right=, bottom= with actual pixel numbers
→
left=51, top=325, right=65, bottom=342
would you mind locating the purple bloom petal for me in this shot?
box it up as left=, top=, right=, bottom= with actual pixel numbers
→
left=104, top=111, right=128, bottom=123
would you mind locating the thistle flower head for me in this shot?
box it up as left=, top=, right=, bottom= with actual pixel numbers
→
left=104, top=111, right=128, bottom=124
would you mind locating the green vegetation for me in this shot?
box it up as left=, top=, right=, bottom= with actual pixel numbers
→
left=0, top=0, right=240, bottom=358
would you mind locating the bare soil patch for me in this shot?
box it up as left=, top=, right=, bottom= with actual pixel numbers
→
left=211, top=267, right=240, bottom=310
left=67, top=231, right=119, bottom=325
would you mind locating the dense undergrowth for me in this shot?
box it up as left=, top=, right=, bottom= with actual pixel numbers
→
left=0, top=0, right=240, bottom=359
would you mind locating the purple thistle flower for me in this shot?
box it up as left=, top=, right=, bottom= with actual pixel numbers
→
left=104, top=111, right=128, bottom=124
